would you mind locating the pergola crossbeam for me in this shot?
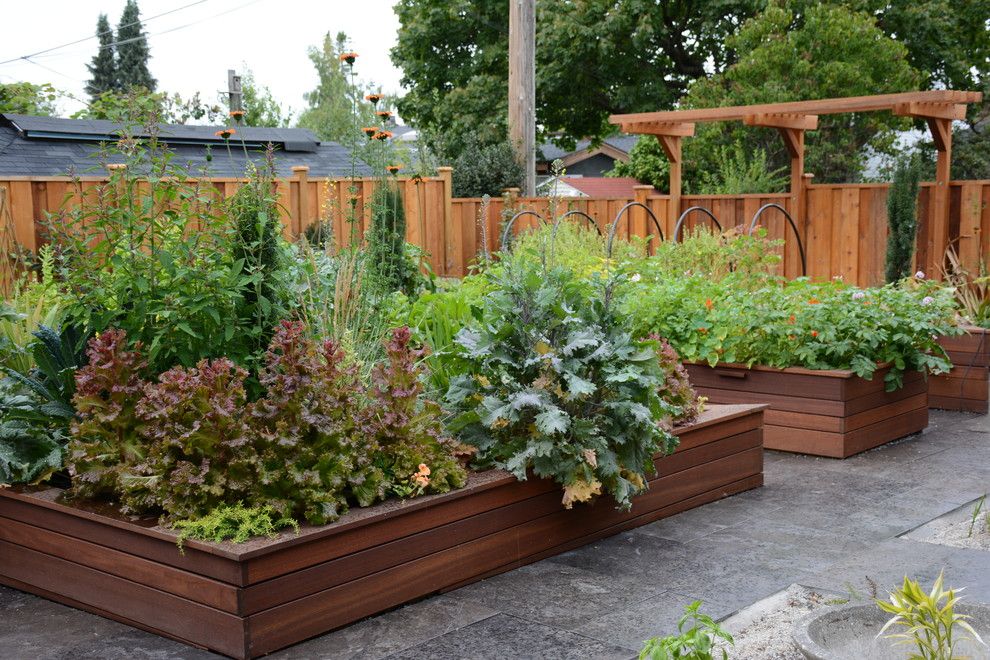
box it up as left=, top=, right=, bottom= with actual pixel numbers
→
left=608, top=89, right=984, bottom=276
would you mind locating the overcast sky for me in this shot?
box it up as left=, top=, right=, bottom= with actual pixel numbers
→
left=0, top=0, right=405, bottom=122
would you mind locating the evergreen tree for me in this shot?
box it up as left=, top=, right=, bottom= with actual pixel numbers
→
left=85, top=14, right=118, bottom=100
left=116, top=0, right=156, bottom=92
left=884, top=154, right=922, bottom=283
left=367, top=182, right=410, bottom=294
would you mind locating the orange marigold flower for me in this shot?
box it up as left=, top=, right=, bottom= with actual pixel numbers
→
left=365, top=93, right=382, bottom=104
left=787, top=314, right=796, bottom=324
left=697, top=327, right=708, bottom=334
left=229, top=109, right=245, bottom=118
left=810, top=330, right=819, bottom=338
left=386, top=164, right=403, bottom=174
left=808, top=298, right=820, bottom=305
left=373, top=130, right=392, bottom=141
left=362, top=126, right=377, bottom=137
left=705, top=298, right=713, bottom=310
left=215, top=128, right=235, bottom=139
left=339, top=52, right=358, bottom=65
left=376, top=110, right=392, bottom=118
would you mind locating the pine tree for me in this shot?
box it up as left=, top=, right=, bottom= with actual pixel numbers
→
left=85, top=14, right=118, bottom=100
left=884, top=154, right=922, bottom=283
left=116, top=0, right=156, bottom=92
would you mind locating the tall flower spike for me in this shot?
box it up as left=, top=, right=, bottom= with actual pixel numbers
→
left=339, top=52, right=358, bottom=65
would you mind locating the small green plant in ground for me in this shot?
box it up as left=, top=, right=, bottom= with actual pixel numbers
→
left=640, top=600, right=733, bottom=660
left=969, top=495, right=988, bottom=538
left=171, top=503, right=299, bottom=552
left=876, top=572, right=986, bottom=659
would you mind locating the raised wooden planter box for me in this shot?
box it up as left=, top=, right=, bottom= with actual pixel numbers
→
left=684, top=363, right=927, bottom=459
left=0, top=404, right=764, bottom=659
left=931, top=326, right=990, bottom=413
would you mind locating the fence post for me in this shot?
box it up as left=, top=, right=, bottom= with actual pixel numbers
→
left=437, top=166, right=455, bottom=276
left=291, top=165, right=310, bottom=238
left=633, top=185, right=651, bottom=244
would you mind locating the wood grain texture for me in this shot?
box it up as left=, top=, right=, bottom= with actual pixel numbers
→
left=0, top=405, right=765, bottom=659
left=685, top=362, right=928, bottom=457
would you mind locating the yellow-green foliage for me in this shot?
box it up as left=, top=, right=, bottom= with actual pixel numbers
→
left=171, top=503, right=299, bottom=551
left=0, top=250, right=62, bottom=374
left=506, top=221, right=645, bottom=279
left=877, top=572, right=985, bottom=659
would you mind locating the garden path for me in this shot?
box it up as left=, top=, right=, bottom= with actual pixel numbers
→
left=2, top=409, right=989, bottom=659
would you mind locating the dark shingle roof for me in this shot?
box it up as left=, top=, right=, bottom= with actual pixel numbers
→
left=0, top=114, right=371, bottom=177
left=538, top=135, right=640, bottom=162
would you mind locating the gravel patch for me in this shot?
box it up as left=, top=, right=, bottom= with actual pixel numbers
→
left=715, top=585, right=841, bottom=659
left=926, top=514, right=990, bottom=551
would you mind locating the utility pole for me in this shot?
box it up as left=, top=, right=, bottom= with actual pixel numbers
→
left=227, top=69, right=243, bottom=117
left=508, top=0, right=536, bottom=196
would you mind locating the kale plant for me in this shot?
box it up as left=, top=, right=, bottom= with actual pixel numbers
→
left=446, top=264, right=680, bottom=510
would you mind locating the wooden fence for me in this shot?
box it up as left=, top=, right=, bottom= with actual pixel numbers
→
left=2, top=169, right=989, bottom=285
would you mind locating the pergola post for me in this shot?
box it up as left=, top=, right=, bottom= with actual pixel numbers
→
left=893, top=102, right=966, bottom=275
left=743, top=114, right=818, bottom=232
left=656, top=135, right=682, bottom=217
left=619, top=121, right=694, bottom=217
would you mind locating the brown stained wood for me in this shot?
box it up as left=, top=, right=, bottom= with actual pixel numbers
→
left=0, top=516, right=238, bottom=612
left=443, top=473, right=765, bottom=592
left=684, top=363, right=847, bottom=400
left=765, top=405, right=927, bottom=458
left=242, top=426, right=762, bottom=616
left=0, top=540, right=247, bottom=658
left=0, top=405, right=763, bottom=659
left=0, top=494, right=244, bottom=584
left=246, top=447, right=763, bottom=656
left=929, top=394, right=989, bottom=414
left=929, top=371, right=989, bottom=400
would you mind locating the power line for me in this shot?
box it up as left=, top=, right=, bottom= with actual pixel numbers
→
left=0, top=0, right=211, bottom=66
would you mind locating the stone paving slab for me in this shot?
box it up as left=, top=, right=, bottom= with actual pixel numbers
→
left=1, top=409, right=988, bottom=659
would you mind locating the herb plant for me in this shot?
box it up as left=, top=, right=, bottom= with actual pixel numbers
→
left=446, top=262, right=680, bottom=510
left=877, top=572, right=986, bottom=660
left=171, top=503, right=298, bottom=551
left=640, top=600, right=733, bottom=660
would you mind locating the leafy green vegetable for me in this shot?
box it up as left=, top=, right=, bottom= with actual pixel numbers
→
left=446, top=261, right=680, bottom=510
left=170, top=503, right=298, bottom=552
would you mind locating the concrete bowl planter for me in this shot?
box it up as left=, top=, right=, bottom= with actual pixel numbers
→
left=792, top=602, right=990, bottom=660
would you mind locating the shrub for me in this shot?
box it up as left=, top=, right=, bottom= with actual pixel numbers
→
left=51, top=122, right=253, bottom=374
left=644, top=228, right=782, bottom=285
left=446, top=263, right=680, bottom=510
left=229, top=152, right=289, bottom=376
left=651, top=336, right=701, bottom=428
left=885, top=153, right=922, bottom=283
left=452, top=138, right=524, bottom=198
left=697, top=143, right=788, bottom=194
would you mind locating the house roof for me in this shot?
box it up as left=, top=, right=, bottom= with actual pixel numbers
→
left=558, top=176, right=651, bottom=197
left=538, top=135, right=639, bottom=164
left=0, top=114, right=371, bottom=177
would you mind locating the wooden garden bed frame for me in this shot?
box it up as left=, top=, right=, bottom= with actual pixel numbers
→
left=0, top=404, right=765, bottom=659
left=684, top=363, right=927, bottom=458
left=931, top=326, right=990, bottom=413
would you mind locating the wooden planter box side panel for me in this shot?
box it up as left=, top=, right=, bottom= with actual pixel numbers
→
left=932, top=328, right=990, bottom=413
left=684, top=363, right=927, bottom=458
left=0, top=404, right=765, bottom=660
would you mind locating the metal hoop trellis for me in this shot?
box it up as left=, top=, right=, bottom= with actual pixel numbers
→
left=606, top=202, right=665, bottom=258
left=746, top=203, right=807, bottom=277
left=672, top=206, right=724, bottom=242
left=500, top=210, right=549, bottom=251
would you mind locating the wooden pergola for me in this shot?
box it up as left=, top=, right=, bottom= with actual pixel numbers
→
left=610, top=90, right=983, bottom=271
